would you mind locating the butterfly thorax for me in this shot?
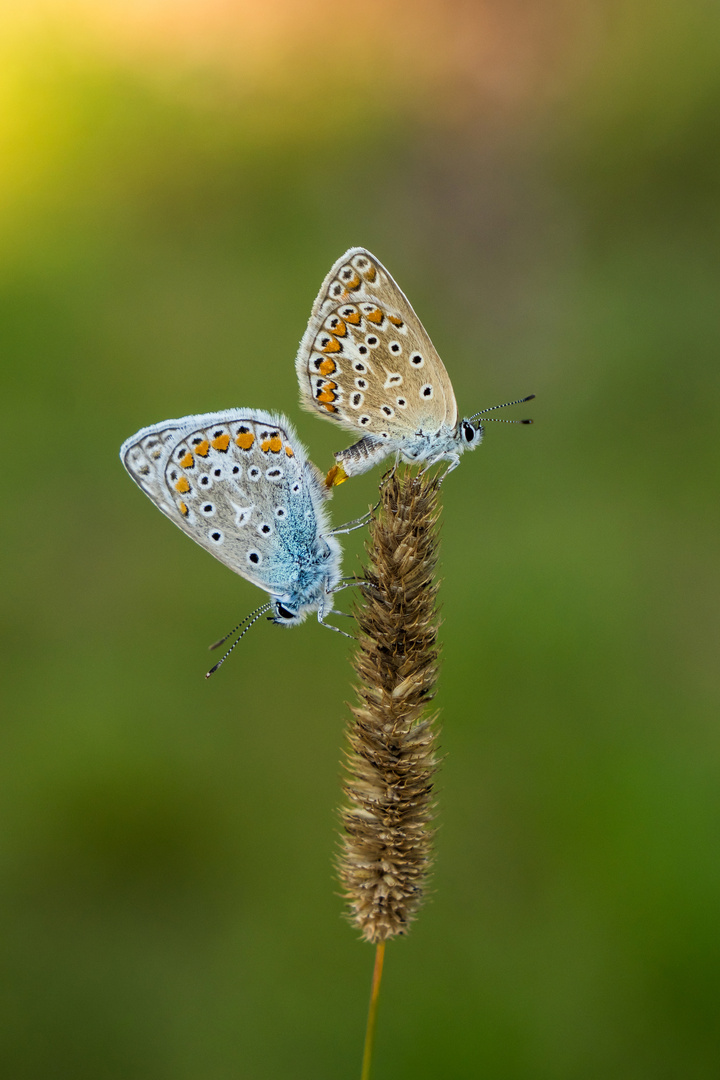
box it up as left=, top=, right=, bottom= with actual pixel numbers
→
left=271, top=536, right=341, bottom=625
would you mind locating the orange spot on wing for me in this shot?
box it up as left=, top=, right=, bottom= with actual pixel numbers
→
left=322, top=402, right=338, bottom=413
left=236, top=432, right=254, bottom=450
left=179, top=501, right=189, bottom=515
left=366, top=307, right=383, bottom=324
left=318, top=358, right=336, bottom=376
left=175, top=476, right=190, bottom=494
left=211, top=434, right=230, bottom=451
left=329, top=319, right=346, bottom=337
left=344, top=310, right=361, bottom=324
left=364, top=265, right=377, bottom=282
left=322, top=336, right=341, bottom=353
left=195, top=440, right=210, bottom=457
left=343, top=272, right=361, bottom=292
left=180, top=452, right=194, bottom=468
left=269, top=436, right=282, bottom=453
left=316, top=380, right=338, bottom=404
left=388, top=315, right=404, bottom=326
left=285, top=445, right=294, bottom=457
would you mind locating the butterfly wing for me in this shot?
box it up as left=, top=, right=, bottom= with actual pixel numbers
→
left=295, top=248, right=458, bottom=442
left=121, top=409, right=329, bottom=597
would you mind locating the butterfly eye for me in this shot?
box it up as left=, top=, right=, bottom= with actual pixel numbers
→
left=462, top=421, right=476, bottom=443
left=275, top=602, right=296, bottom=621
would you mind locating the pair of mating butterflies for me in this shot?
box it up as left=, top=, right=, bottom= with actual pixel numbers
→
left=120, top=248, right=533, bottom=667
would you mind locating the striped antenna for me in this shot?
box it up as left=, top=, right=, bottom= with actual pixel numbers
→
left=209, top=602, right=273, bottom=651
left=206, top=603, right=271, bottom=678
left=468, top=394, right=535, bottom=423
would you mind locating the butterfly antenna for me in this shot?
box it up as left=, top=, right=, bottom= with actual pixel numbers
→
left=206, top=603, right=271, bottom=678
left=209, top=603, right=271, bottom=651
left=468, top=394, right=535, bottom=424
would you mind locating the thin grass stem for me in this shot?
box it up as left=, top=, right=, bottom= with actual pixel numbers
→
left=360, top=941, right=386, bottom=1080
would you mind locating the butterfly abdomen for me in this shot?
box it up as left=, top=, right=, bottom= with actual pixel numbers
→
left=334, top=434, right=393, bottom=478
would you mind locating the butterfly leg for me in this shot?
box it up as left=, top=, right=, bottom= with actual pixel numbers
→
left=438, top=454, right=462, bottom=483
left=317, top=591, right=355, bottom=638
left=419, top=451, right=460, bottom=481
left=332, top=578, right=376, bottom=594
left=378, top=457, right=399, bottom=491
left=317, top=616, right=354, bottom=638
left=330, top=506, right=377, bottom=536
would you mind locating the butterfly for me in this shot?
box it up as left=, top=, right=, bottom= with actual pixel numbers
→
left=295, top=247, right=533, bottom=484
left=120, top=410, right=348, bottom=669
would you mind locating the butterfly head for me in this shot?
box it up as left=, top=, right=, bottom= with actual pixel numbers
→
left=270, top=537, right=341, bottom=627
left=271, top=599, right=307, bottom=627
left=460, top=419, right=484, bottom=452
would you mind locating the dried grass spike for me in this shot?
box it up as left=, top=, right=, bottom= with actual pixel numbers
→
left=339, top=468, right=442, bottom=943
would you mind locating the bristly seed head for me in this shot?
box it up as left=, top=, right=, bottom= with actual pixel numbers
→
left=338, top=468, right=442, bottom=943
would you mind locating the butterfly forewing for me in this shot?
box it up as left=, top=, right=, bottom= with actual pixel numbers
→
left=121, top=410, right=323, bottom=596
left=296, top=248, right=458, bottom=439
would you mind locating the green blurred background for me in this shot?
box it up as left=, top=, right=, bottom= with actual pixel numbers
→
left=1, top=2, right=719, bottom=1076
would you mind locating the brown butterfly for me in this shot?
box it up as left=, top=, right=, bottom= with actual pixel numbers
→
left=295, top=248, right=533, bottom=484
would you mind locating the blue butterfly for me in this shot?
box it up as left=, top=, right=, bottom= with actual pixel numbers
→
left=120, top=409, right=358, bottom=672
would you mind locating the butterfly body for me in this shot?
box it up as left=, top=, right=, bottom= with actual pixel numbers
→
left=120, top=409, right=342, bottom=626
left=295, top=247, right=484, bottom=479
left=335, top=420, right=481, bottom=478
